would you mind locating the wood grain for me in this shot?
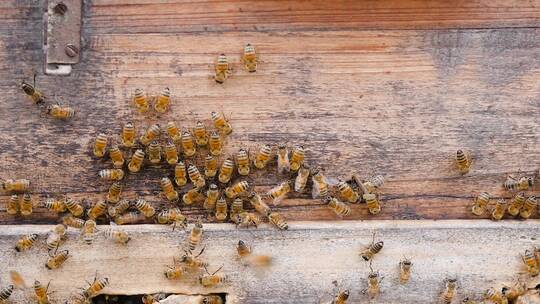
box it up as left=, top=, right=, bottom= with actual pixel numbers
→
left=0, top=221, right=539, bottom=303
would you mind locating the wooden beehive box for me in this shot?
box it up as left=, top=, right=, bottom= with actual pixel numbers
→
left=0, top=1, right=539, bottom=303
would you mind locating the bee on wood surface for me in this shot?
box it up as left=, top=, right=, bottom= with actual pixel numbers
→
left=187, top=222, right=203, bottom=253
left=199, top=266, right=229, bottom=287
left=134, top=198, right=156, bottom=218
left=156, top=208, right=187, bottom=230
left=522, top=249, right=539, bottom=277
left=268, top=212, right=288, bottom=230
left=218, top=158, right=234, bottom=184
left=46, top=104, right=75, bottom=120
left=471, top=192, right=490, bottom=216
left=6, top=194, right=19, bottom=215
left=139, top=124, right=160, bottom=146
left=46, top=249, right=70, bottom=269
left=215, top=197, right=228, bottom=221
left=83, top=274, right=109, bottom=298
left=15, top=233, right=38, bottom=252
left=164, top=259, right=185, bottom=280
left=312, top=169, right=328, bottom=199
left=121, top=122, right=136, bottom=147
left=93, top=133, right=108, bottom=158
left=161, top=177, right=179, bottom=202
left=188, top=164, right=206, bottom=189
left=62, top=214, right=85, bottom=229
left=179, top=247, right=209, bottom=270
left=241, top=43, right=258, bottom=72
left=133, top=88, right=149, bottom=113
left=235, top=148, right=250, bottom=176
left=483, top=287, right=507, bottom=304
left=325, top=196, right=351, bottom=217
left=225, top=181, right=250, bottom=199
left=360, top=232, right=384, bottom=261
left=108, top=146, right=125, bottom=168
left=105, top=223, right=131, bottom=245
left=20, top=193, right=33, bottom=216
left=9, top=271, right=26, bottom=289
left=193, top=121, right=208, bottom=146
left=233, top=212, right=261, bottom=228
left=106, top=182, right=122, bottom=203
left=364, top=193, right=381, bottom=215
left=363, top=175, right=385, bottom=193
left=202, top=295, right=224, bottom=304
left=107, top=200, right=130, bottom=218
left=248, top=191, right=271, bottom=216
left=81, top=220, right=97, bottom=245
left=166, top=121, right=181, bottom=143
left=204, top=184, right=219, bottom=211
left=46, top=224, right=66, bottom=252
left=236, top=240, right=271, bottom=266
left=154, top=87, right=171, bottom=113
left=205, top=155, right=218, bottom=178
left=21, top=76, right=44, bottom=104
left=253, top=144, right=271, bottom=169
left=455, top=149, right=471, bottom=174
left=208, top=131, right=223, bottom=156
left=128, top=149, right=145, bottom=173
left=174, top=161, right=187, bottom=186
left=441, top=278, right=458, bottom=304
left=399, top=257, right=412, bottom=284
left=501, top=281, right=527, bottom=302
left=337, top=180, right=359, bottom=203
left=183, top=188, right=205, bottom=205
left=519, top=196, right=537, bottom=219
left=64, top=197, right=84, bottom=217
left=508, top=192, right=525, bottom=216
left=147, top=140, right=162, bottom=164
left=181, top=130, right=196, bottom=157
left=364, top=263, right=382, bottom=299
left=277, top=145, right=290, bottom=174
left=294, top=166, right=310, bottom=193
left=43, top=197, right=67, bottom=213
left=164, top=139, right=178, bottom=165
left=33, top=280, right=51, bottom=304
left=504, top=175, right=535, bottom=192
left=211, top=111, right=232, bottom=135
left=2, top=178, right=30, bottom=193
left=114, top=212, right=146, bottom=225
left=267, top=180, right=292, bottom=203
left=98, top=169, right=124, bottom=181
left=289, top=146, right=305, bottom=172
left=213, top=54, right=232, bottom=84
left=491, top=199, right=507, bottom=221
left=87, top=200, right=107, bottom=220
left=0, top=285, right=13, bottom=303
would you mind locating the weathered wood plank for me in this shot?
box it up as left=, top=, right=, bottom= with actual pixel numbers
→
left=1, top=221, right=539, bottom=303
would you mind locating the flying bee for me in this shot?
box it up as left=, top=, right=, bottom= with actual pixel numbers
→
left=0, top=285, right=13, bottom=302
left=106, top=182, right=122, bottom=203
left=337, top=180, right=359, bottom=203
left=9, top=271, right=26, bottom=289
left=62, top=214, right=85, bottom=229
left=289, top=146, right=305, bottom=172
left=21, top=77, right=44, bottom=104
left=161, top=177, right=179, bottom=202
left=87, top=200, right=107, bottom=220
left=174, top=161, right=187, bottom=186
left=199, top=266, right=229, bottom=287
left=107, top=199, right=130, bottom=218
left=218, top=158, right=234, bottom=184
left=520, top=195, right=537, bottom=219
left=33, top=280, right=51, bottom=304
left=128, top=149, right=145, bottom=173
left=15, top=233, right=38, bottom=252
left=134, top=198, right=156, bottom=218
left=277, top=145, right=290, bottom=174
left=455, top=149, right=471, bottom=174
left=204, top=184, right=219, bottom=211
left=236, top=149, right=250, bottom=175
left=133, top=88, right=149, bottom=113
left=183, top=188, right=204, bottom=205
left=501, top=281, right=527, bottom=302
left=253, top=144, right=272, bottom=169
left=63, top=197, right=84, bottom=217
left=188, top=164, right=206, bottom=189
left=46, top=224, right=66, bottom=251
left=294, top=166, right=310, bottom=193
left=121, top=122, right=136, bottom=147
left=363, top=175, right=386, bottom=193
left=508, top=192, right=525, bottom=216
left=7, top=194, right=19, bottom=215
left=491, top=199, right=506, bottom=221
left=225, top=181, right=250, bottom=199
left=230, top=198, right=244, bottom=217
left=156, top=208, right=187, bottom=230
left=83, top=275, right=109, bottom=298
left=267, top=180, right=292, bottom=203
left=202, top=295, right=224, bottom=304
left=139, top=124, right=160, bottom=146
left=115, top=212, right=146, bottom=225
left=241, top=43, right=258, bottom=72
left=164, top=140, right=178, bottom=165
left=2, top=178, right=30, bottom=193
left=441, top=278, right=458, bottom=304
left=43, top=197, right=67, bottom=213
left=213, top=54, right=232, bottom=84
left=188, top=222, right=203, bottom=252
left=46, top=104, right=75, bottom=120
left=399, top=257, right=412, bottom=284
left=154, top=87, right=171, bottom=113
left=471, top=192, right=490, bottom=216
left=166, top=121, right=182, bottom=143
left=208, top=131, right=223, bottom=156
left=98, top=169, right=124, bottom=181
left=20, top=193, right=33, bottom=216
left=147, top=140, right=162, bottom=164
left=268, top=212, right=288, bottom=230
left=205, top=154, right=218, bottom=178
left=360, top=233, right=384, bottom=261
left=312, top=169, right=329, bottom=199
left=522, top=249, right=539, bottom=276
left=46, top=249, right=69, bottom=269
left=325, top=196, right=351, bottom=217
left=81, top=220, right=97, bottom=245
left=105, top=223, right=131, bottom=245
left=248, top=191, right=271, bottom=216
left=215, top=197, right=228, bottom=221
left=93, top=133, right=108, bottom=158
left=193, top=121, right=209, bottom=146
left=365, top=264, right=382, bottom=299
left=181, top=130, right=196, bottom=157
left=233, top=212, right=261, bottom=228
left=164, top=259, right=185, bottom=280
left=108, top=146, right=125, bottom=168
left=211, top=111, right=233, bottom=135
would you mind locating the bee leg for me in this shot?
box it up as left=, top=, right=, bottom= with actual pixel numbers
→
left=195, top=246, right=206, bottom=258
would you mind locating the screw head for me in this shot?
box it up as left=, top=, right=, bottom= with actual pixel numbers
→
left=54, top=2, right=68, bottom=15
left=65, top=44, right=79, bottom=57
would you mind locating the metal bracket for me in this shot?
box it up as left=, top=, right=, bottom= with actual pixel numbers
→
left=44, top=0, right=82, bottom=75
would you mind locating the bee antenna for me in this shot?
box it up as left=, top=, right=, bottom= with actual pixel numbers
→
left=369, top=261, right=374, bottom=273
left=212, top=265, right=224, bottom=276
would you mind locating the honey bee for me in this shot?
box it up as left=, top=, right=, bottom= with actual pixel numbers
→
left=21, top=77, right=44, bottom=104
left=203, top=155, right=218, bottom=178
left=360, top=233, right=384, bottom=261
left=46, top=104, right=75, bottom=120
left=93, top=133, right=108, bottom=158
left=202, top=295, right=224, bottom=304
left=253, top=144, right=272, bottom=169
left=211, top=111, right=233, bottom=135
left=364, top=193, right=382, bottom=215
left=325, top=196, right=351, bottom=217
left=98, top=169, right=124, bottom=181
left=62, top=214, right=85, bottom=229
left=147, top=140, right=162, bottom=164
left=456, top=149, right=471, bottom=174
left=87, top=200, right=107, bottom=220
left=133, top=88, right=149, bottom=113
left=121, top=122, right=136, bottom=147
left=160, top=177, right=179, bottom=202
left=107, top=200, right=130, bottom=218
left=501, top=281, right=527, bottom=302
left=20, top=193, right=33, bottom=216
left=188, top=164, right=206, bottom=189
left=312, top=169, right=328, bottom=199
left=142, top=294, right=167, bottom=304
left=241, top=43, right=258, bottom=72
left=508, top=192, right=525, bottom=216
left=267, top=180, right=292, bottom=203
left=277, top=145, right=290, bottom=174
left=491, top=199, right=506, bottom=221
left=164, top=140, right=178, bottom=165
left=522, top=249, right=539, bottom=276
left=225, top=181, right=250, bottom=199
left=115, top=212, right=146, bottom=225
left=337, top=181, right=359, bottom=203
left=193, top=121, right=209, bottom=146
left=233, top=212, right=262, bottom=229
left=83, top=275, right=109, bottom=298
left=230, top=198, right=244, bottom=217
left=208, top=131, right=223, bottom=156
left=188, top=222, right=203, bottom=252
left=9, top=270, right=26, bottom=289
left=199, top=266, right=229, bottom=287
left=15, top=233, right=38, bottom=252
left=520, top=196, right=537, bottom=219
left=134, top=198, right=156, bottom=218
left=181, top=130, right=196, bottom=157
left=106, top=182, right=122, bottom=203
left=164, top=259, right=185, bottom=280
left=2, top=178, right=30, bottom=193
left=81, top=220, right=97, bottom=245
left=43, top=197, right=67, bottom=213
left=156, top=208, right=187, bottom=230
left=128, top=149, right=145, bottom=173
left=218, top=158, right=234, bottom=184
left=108, top=146, right=125, bottom=168
left=289, top=146, right=305, bottom=172
left=213, top=54, right=232, bottom=84
left=365, top=264, right=382, bottom=299
left=0, top=285, right=13, bottom=302
left=7, top=194, right=19, bottom=215
left=504, top=175, right=535, bottom=192
left=236, top=240, right=271, bottom=266
left=441, top=278, right=458, bottom=304
left=183, top=188, right=205, bottom=205
left=179, top=247, right=209, bottom=270
left=294, top=166, right=310, bottom=193
left=172, top=163, right=187, bottom=188
left=166, top=121, right=182, bottom=143
left=332, top=289, right=350, bottom=304
left=33, top=280, right=51, bottom=304
left=46, top=249, right=70, bottom=269
left=236, top=149, right=250, bottom=176
left=268, top=212, right=288, bottom=230
left=154, top=87, right=171, bottom=113
left=105, top=223, right=131, bottom=245
left=63, top=197, right=84, bottom=217
left=399, top=257, right=412, bottom=284
left=46, top=224, right=66, bottom=251
left=483, top=288, right=507, bottom=304
left=204, top=184, right=219, bottom=211
left=471, top=192, right=490, bottom=216
left=215, top=197, right=228, bottom=221
left=248, top=191, right=271, bottom=216
left=139, top=124, right=160, bottom=146
left=363, top=175, right=386, bottom=193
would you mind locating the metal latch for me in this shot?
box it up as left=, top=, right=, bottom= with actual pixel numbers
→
left=44, top=0, right=82, bottom=75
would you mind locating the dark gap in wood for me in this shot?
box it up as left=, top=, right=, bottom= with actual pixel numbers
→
left=91, top=293, right=227, bottom=303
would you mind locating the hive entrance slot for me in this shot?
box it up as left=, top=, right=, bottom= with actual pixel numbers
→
left=91, top=293, right=227, bottom=303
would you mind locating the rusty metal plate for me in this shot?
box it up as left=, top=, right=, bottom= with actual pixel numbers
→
left=46, top=0, right=82, bottom=65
